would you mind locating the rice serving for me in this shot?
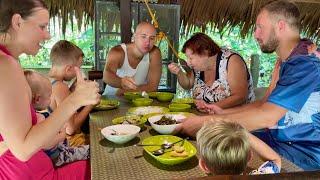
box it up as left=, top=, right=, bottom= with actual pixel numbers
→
left=131, top=106, right=166, bottom=116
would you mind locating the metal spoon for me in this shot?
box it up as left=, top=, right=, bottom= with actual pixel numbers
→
left=136, top=137, right=188, bottom=148
left=151, top=148, right=166, bottom=156
left=161, top=138, right=187, bottom=149
left=151, top=137, right=189, bottom=156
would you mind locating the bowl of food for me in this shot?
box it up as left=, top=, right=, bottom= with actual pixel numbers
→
left=148, top=113, right=186, bottom=134
left=132, top=98, right=153, bottom=107
left=148, top=92, right=159, bottom=99
left=112, top=115, right=147, bottom=127
left=127, top=106, right=169, bottom=116
left=172, top=98, right=194, bottom=105
left=94, top=98, right=120, bottom=111
left=142, top=135, right=197, bottom=165
left=157, top=92, right=174, bottom=102
left=101, top=124, right=140, bottom=144
left=124, top=92, right=142, bottom=100
left=169, top=103, right=191, bottom=112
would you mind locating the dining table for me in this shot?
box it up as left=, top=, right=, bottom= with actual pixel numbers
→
left=89, top=96, right=302, bottom=180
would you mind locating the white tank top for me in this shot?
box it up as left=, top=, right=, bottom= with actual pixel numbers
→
left=103, top=43, right=150, bottom=96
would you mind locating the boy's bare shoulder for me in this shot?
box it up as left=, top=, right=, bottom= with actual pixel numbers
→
left=52, top=81, right=70, bottom=92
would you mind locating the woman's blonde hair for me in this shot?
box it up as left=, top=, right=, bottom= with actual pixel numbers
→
left=196, top=121, right=250, bottom=175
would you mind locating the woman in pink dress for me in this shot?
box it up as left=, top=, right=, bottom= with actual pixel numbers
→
left=0, top=0, right=100, bottom=179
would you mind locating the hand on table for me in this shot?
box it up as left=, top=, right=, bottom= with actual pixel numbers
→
left=195, top=100, right=224, bottom=114
left=175, top=115, right=210, bottom=137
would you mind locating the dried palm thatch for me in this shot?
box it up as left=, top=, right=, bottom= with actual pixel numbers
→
left=44, top=0, right=320, bottom=40
left=44, top=0, right=94, bottom=34
left=158, top=0, right=320, bottom=40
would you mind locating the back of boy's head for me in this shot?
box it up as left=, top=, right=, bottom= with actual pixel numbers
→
left=24, top=70, right=49, bottom=96
left=197, top=121, right=250, bottom=175
left=50, top=40, right=84, bottom=67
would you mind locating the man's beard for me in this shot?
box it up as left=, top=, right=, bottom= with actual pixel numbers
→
left=259, top=30, right=279, bottom=53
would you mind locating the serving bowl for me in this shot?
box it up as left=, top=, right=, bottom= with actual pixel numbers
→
left=101, top=124, right=140, bottom=144
left=124, top=92, right=142, bottom=100
left=148, top=92, right=159, bottom=99
left=132, top=98, right=153, bottom=107
left=171, top=98, right=194, bottom=105
left=157, top=92, right=174, bottom=102
left=169, top=103, right=191, bottom=112
left=147, top=113, right=188, bottom=134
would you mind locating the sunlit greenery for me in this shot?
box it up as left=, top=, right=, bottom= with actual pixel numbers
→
left=21, top=18, right=318, bottom=88
left=20, top=17, right=94, bottom=69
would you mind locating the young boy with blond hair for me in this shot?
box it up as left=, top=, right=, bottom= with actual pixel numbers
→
left=48, top=40, right=93, bottom=146
left=197, top=121, right=281, bottom=175
left=24, top=70, right=89, bottom=167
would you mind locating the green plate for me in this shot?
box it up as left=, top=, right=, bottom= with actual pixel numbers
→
left=142, top=135, right=197, bottom=165
left=94, top=99, right=120, bottom=111
left=112, top=115, right=147, bottom=127
left=127, top=106, right=169, bottom=116
left=172, top=98, right=194, bottom=104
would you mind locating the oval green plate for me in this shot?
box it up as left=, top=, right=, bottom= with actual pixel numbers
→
left=142, top=135, right=197, bottom=165
left=112, top=115, right=147, bottom=128
left=127, top=106, right=169, bottom=116
left=94, top=99, right=120, bottom=111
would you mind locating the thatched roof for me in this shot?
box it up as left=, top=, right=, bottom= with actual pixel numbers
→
left=44, top=0, right=94, bottom=33
left=45, top=0, right=320, bottom=40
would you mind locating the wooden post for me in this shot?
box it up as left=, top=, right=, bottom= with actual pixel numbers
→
left=250, top=54, right=260, bottom=88
left=120, top=0, right=132, bottom=43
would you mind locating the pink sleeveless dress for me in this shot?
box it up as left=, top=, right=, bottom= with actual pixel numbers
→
left=0, top=45, right=90, bottom=180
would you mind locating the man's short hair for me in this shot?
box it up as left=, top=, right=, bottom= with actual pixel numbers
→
left=50, top=40, right=84, bottom=66
left=196, top=121, right=250, bottom=175
left=261, top=0, right=300, bottom=31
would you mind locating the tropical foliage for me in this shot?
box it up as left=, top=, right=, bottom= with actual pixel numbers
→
left=20, top=18, right=318, bottom=88
left=20, top=18, right=94, bottom=69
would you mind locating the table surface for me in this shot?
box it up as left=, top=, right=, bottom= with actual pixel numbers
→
left=89, top=97, right=302, bottom=180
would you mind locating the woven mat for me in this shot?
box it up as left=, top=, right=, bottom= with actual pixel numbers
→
left=89, top=98, right=302, bottom=180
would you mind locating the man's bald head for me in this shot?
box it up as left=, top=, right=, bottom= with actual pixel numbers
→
left=135, top=22, right=156, bottom=34
left=133, top=22, right=157, bottom=54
